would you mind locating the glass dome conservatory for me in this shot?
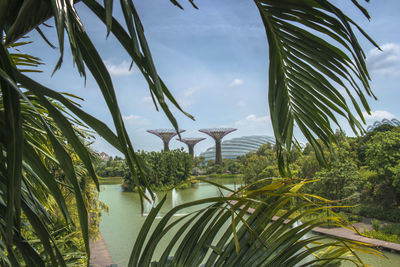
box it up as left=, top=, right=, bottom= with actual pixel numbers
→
left=367, top=118, right=400, bottom=132
left=199, top=135, right=275, bottom=162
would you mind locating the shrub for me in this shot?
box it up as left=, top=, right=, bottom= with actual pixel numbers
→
left=337, top=212, right=362, bottom=223
left=381, top=223, right=400, bottom=236
left=372, top=219, right=380, bottom=231
left=122, top=149, right=193, bottom=191
left=359, top=206, right=400, bottom=223
left=364, top=230, right=400, bottom=244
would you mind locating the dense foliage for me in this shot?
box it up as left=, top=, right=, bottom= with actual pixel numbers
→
left=239, top=126, right=400, bottom=223
left=96, top=150, right=193, bottom=191
left=96, top=156, right=127, bottom=178
left=196, top=158, right=242, bottom=176
left=0, top=86, right=105, bottom=265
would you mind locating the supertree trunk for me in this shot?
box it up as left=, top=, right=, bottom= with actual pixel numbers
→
left=199, top=128, right=236, bottom=166
left=215, top=139, right=222, bottom=165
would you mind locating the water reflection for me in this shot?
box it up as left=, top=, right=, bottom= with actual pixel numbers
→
left=99, top=180, right=400, bottom=267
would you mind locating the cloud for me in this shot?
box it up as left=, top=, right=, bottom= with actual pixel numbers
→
left=229, top=79, right=244, bottom=87
left=143, top=88, right=197, bottom=108
left=367, top=43, right=400, bottom=76
left=178, top=87, right=198, bottom=108
left=234, top=114, right=269, bottom=127
left=232, top=114, right=271, bottom=135
left=122, top=114, right=149, bottom=125
left=183, top=88, right=197, bottom=97
left=142, top=96, right=153, bottom=104
left=362, top=110, right=396, bottom=121
left=104, top=60, right=133, bottom=76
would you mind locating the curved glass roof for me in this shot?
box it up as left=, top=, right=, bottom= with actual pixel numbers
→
left=199, top=135, right=275, bottom=162
left=366, top=118, right=400, bottom=132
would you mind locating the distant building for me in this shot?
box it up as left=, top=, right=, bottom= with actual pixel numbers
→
left=367, top=118, right=400, bottom=132
left=199, top=135, right=275, bottom=162
left=100, top=152, right=110, bottom=161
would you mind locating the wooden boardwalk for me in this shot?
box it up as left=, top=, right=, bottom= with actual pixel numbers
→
left=312, top=224, right=400, bottom=253
left=243, top=205, right=400, bottom=253
left=89, top=233, right=115, bottom=267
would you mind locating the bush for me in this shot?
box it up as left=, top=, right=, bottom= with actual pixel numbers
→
left=359, top=206, right=400, bottom=223
left=122, top=149, right=193, bottom=191
left=372, top=219, right=380, bottom=231
left=364, top=230, right=400, bottom=244
left=347, top=214, right=362, bottom=222
left=336, top=212, right=362, bottom=223
left=381, top=223, right=400, bottom=236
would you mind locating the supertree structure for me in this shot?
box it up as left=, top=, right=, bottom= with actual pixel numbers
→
left=199, top=128, right=237, bottom=165
left=147, top=129, right=185, bottom=151
left=176, top=138, right=206, bottom=158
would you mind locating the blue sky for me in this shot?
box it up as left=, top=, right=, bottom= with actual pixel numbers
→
left=21, top=0, right=400, bottom=156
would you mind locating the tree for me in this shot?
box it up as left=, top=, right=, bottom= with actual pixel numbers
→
left=364, top=129, right=400, bottom=206
left=241, top=143, right=279, bottom=183
left=1, top=0, right=380, bottom=265
left=308, top=161, right=361, bottom=204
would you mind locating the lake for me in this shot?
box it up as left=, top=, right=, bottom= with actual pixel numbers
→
left=99, top=179, right=400, bottom=266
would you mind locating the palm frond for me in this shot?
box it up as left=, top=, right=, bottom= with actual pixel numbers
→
left=1, top=1, right=196, bottom=262
left=129, top=180, right=380, bottom=266
left=255, top=0, right=379, bottom=175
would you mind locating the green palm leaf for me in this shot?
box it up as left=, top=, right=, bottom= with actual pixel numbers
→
left=255, top=0, right=379, bottom=175
left=129, top=180, right=380, bottom=266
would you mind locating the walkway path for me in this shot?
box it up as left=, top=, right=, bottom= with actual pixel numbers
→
left=89, top=233, right=115, bottom=267
left=312, top=223, right=400, bottom=253
left=243, top=206, right=400, bottom=253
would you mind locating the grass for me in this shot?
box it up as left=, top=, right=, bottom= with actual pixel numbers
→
left=99, top=176, right=123, bottom=185
left=193, top=173, right=243, bottom=179
left=363, top=221, right=400, bottom=244
left=364, top=229, right=400, bottom=244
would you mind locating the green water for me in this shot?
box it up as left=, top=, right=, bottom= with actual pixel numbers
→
left=99, top=180, right=400, bottom=266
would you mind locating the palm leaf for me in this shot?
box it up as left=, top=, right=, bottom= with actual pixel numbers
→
left=0, top=43, right=23, bottom=249
left=129, top=180, right=380, bottom=266
left=255, top=0, right=379, bottom=175
left=1, top=1, right=195, bottom=263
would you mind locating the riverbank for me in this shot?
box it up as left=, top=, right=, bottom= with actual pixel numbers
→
left=122, top=180, right=195, bottom=192
left=193, top=173, right=243, bottom=179
left=243, top=206, right=400, bottom=253
left=99, top=176, right=123, bottom=185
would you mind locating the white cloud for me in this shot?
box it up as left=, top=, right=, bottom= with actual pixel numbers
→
left=178, top=87, right=198, bottom=108
left=367, top=43, right=400, bottom=76
left=235, top=114, right=269, bottom=126
left=183, top=88, right=197, bottom=97
left=105, top=60, right=133, bottom=76
left=142, top=96, right=153, bottom=104
left=362, top=110, right=395, bottom=121
left=229, top=79, right=244, bottom=87
left=232, top=114, right=271, bottom=136
left=122, top=114, right=149, bottom=125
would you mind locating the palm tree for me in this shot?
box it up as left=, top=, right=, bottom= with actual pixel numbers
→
left=0, top=0, right=380, bottom=266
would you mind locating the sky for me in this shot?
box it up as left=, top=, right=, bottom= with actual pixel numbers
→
left=21, top=0, right=400, bottom=157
